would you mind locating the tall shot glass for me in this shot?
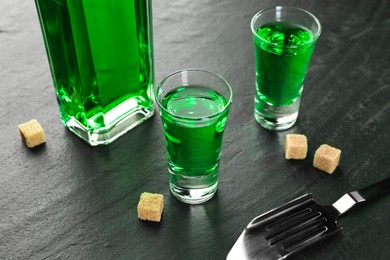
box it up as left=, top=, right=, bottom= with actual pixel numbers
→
left=251, top=6, right=321, bottom=130
left=154, top=69, right=233, bottom=204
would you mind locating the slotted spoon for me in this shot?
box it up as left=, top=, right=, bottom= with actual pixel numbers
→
left=227, top=176, right=390, bottom=260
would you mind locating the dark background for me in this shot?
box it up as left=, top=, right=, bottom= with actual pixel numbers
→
left=1, top=0, right=389, bottom=259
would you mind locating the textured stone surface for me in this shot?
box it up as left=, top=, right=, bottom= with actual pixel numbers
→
left=1, top=0, right=390, bottom=259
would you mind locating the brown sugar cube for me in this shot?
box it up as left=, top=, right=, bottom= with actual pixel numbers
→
left=285, top=134, right=308, bottom=160
left=137, top=192, right=164, bottom=222
left=18, top=119, right=46, bottom=148
left=313, top=144, right=341, bottom=174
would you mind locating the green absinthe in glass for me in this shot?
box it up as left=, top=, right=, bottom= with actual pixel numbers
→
left=254, top=22, right=316, bottom=106
left=34, top=0, right=154, bottom=145
left=160, top=86, right=229, bottom=180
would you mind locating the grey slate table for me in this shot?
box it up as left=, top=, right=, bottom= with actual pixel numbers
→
left=1, top=0, right=390, bottom=259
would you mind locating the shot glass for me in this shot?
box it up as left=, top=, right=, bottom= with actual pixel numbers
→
left=155, top=69, right=233, bottom=204
left=251, top=6, right=321, bottom=130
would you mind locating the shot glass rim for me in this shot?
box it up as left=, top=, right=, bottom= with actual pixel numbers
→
left=154, top=68, right=233, bottom=121
left=251, top=6, right=322, bottom=49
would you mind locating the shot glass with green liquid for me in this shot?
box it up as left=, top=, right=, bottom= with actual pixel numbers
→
left=34, top=0, right=154, bottom=145
left=155, top=70, right=233, bottom=204
left=251, top=6, right=321, bottom=130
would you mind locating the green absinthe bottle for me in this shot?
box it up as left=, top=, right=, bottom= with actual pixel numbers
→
left=35, top=0, right=154, bottom=145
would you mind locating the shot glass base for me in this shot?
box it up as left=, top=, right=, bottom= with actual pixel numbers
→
left=254, top=97, right=300, bottom=131
left=63, top=105, right=154, bottom=146
left=169, top=182, right=218, bottom=204
left=168, top=169, right=218, bottom=204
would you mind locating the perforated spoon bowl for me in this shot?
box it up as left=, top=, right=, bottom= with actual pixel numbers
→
left=227, top=176, right=390, bottom=260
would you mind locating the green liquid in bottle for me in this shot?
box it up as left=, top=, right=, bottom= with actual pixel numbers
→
left=254, top=22, right=315, bottom=106
left=34, top=0, right=154, bottom=145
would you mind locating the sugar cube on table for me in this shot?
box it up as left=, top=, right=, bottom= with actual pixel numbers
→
left=285, top=134, right=308, bottom=160
left=313, top=144, right=341, bottom=174
left=137, top=192, right=164, bottom=222
left=18, top=119, right=46, bottom=148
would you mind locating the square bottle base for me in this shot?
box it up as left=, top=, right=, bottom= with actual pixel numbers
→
left=64, top=106, right=154, bottom=146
